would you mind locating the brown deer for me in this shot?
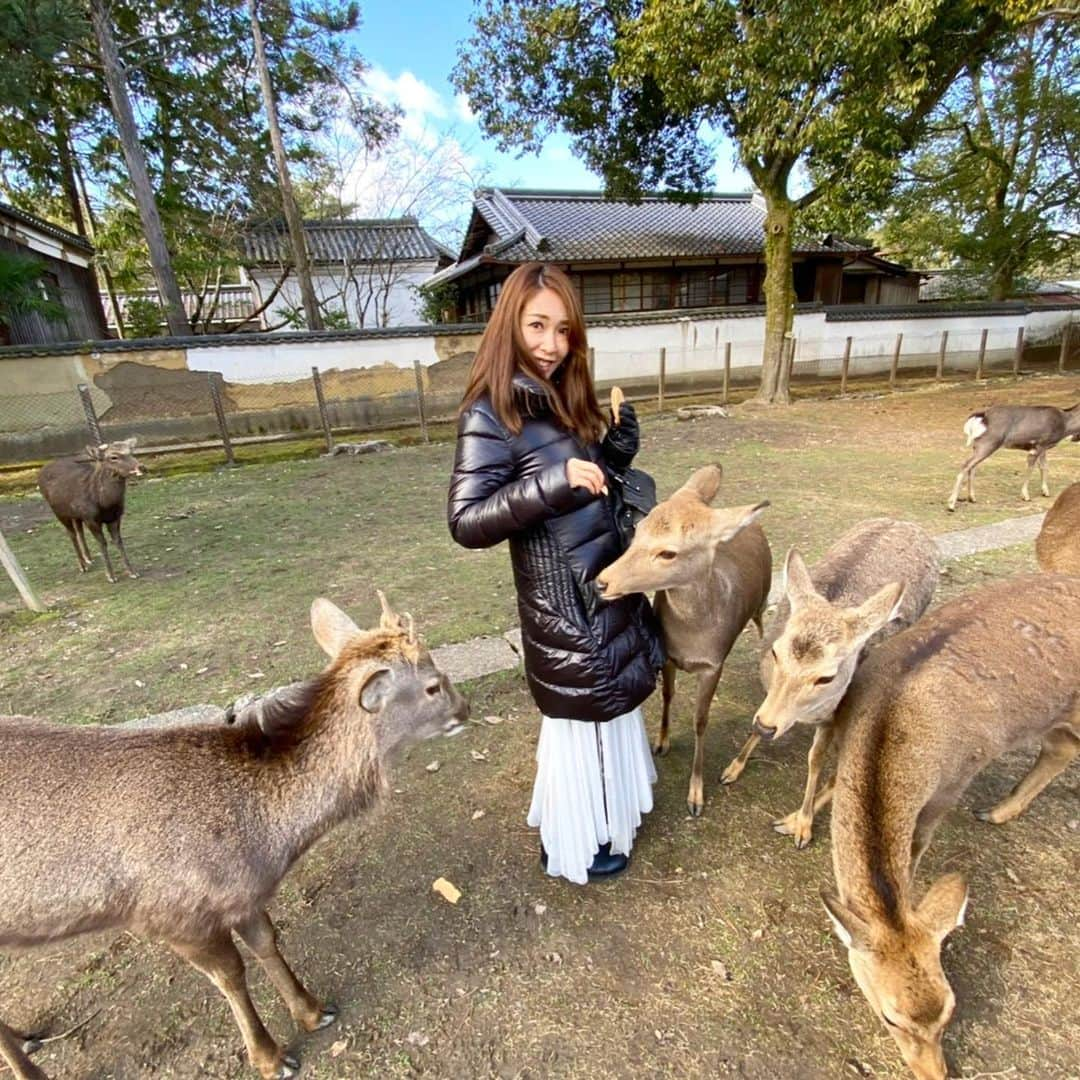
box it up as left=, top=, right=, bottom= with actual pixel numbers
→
left=946, top=403, right=1080, bottom=511
left=595, top=464, right=770, bottom=816
left=720, top=519, right=939, bottom=848
left=0, top=592, right=468, bottom=1080
left=1035, top=480, right=1080, bottom=574
left=823, top=573, right=1080, bottom=1080
left=37, top=438, right=145, bottom=582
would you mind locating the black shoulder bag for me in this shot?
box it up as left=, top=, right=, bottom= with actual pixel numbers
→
left=608, top=465, right=657, bottom=550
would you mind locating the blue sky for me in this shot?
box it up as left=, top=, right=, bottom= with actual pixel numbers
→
left=344, top=1, right=751, bottom=242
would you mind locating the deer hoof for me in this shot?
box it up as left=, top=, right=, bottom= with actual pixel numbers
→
left=315, top=1006, right=338, bottom=1029
left=21, top=1035, right=43, bottom=1055
left=773, top=813, right=813, bottom=848
left=652, top=741, right=670, bottom=757
left=687, top=799, right=704, bottom=817
left=719, top=762, right=743, bottom=785
left=275, top=1054, right=301, bottom=1079
left=127, top=570, right=140, bottom=579
left=974, top=806, right=1009, bottom=825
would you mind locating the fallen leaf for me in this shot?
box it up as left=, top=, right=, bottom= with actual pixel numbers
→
left=271, top=640, right=287, bottom=648
left=750, top=928, right=764, bottom=942
left=329, top=1039, right=348, bottom=1058
left=534, top=902, right=547, bottom=916
left=547, top=951, right=562, bottom=964
left=483, top=714, right=504, bottom=725
left=195, top=666, right=209, bottom=675
left=470, top=749, right=489, bottom=763
left=405, top=1031, right=429, bottom=1048
left=711, top=959, right=730, bottom=980
left=426, top=760, right=441, bottom=773
left=471, top=809, right=485, bottom=821
left=432, top=877, right=461, bottom=904
left=247, top=671, right=265, bottom=679
left=134, top=679, right=145, bottom=688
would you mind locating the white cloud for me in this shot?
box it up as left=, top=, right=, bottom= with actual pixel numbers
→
left=364, top=66, right=448, bottom=145
left=454, top=92, right=475, bottom=124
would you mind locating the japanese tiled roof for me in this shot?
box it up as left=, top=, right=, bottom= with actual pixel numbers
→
left=429, top=188, right=868, bottom=286
left=243, top=217, right=455, bottom=266
left=0, top=201, right=93, bottom=252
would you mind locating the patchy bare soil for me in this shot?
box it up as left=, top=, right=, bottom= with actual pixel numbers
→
left=1, top=372, right=1078, bottom=1079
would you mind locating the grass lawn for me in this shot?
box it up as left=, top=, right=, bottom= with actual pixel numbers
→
left=0, top=371, right=1077, bottom=1078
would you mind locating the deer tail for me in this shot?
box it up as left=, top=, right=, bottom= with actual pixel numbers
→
left=963, top=413, right=987, bottom=447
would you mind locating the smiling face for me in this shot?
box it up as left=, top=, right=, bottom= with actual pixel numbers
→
left=519, top=286, right=571, bottom=381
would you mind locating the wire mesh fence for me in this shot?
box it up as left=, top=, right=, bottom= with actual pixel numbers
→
left=1, top=321, right=1077, bottom=468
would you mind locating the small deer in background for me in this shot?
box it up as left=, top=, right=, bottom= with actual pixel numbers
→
left=596, top=464, right=771, bottom=816
left=1035, top=481, right=1080, bottom=574
left=37, top=437, right=145, bottom=582
left=823, top=573, right=1080, bottom=1080
left=720, top=518, right=939, bottom=848
left=946, top=403, right=1080, bottom=511
left=0, top=592, right=468, bottom=1080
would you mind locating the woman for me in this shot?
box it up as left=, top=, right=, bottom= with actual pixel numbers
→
left=448, top=262, right=664, bottom=885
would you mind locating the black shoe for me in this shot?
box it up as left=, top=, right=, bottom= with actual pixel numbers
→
left=587, top=842, right=629, bottom=881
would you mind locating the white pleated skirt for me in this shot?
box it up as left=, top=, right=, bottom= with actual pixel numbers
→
left=526, top=706, right=656, bottom=885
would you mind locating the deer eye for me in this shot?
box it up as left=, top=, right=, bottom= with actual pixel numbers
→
left=425, top=680, right=441, bottom=697
left=656, top=550, right=677, bottom=561
left=815, top=673, right=836, bottom=686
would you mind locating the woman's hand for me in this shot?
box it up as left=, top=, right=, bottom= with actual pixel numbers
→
left=566, top=458, right=608, bottom=496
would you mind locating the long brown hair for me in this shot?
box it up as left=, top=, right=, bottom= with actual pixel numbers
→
left=459, top=263, right=605, bottom=441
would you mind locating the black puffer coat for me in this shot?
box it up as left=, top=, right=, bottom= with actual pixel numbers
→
left=448, top=373, right=664, bottom=721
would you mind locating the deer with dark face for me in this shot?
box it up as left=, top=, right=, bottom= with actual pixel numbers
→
left=824, top=574, right=1080, bottom=1080
left=37, top=437, right=145, bottom=582
left=946, top=403, right=1080, bottom=511
left=595, top=464, right=771, bottom=816
left=0, top=592, right=468, bottom=1080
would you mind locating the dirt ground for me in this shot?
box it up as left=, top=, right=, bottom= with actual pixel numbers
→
left=1, top=371, right=1078, bottom=1079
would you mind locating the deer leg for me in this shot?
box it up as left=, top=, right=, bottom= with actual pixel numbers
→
left=687, top=666, right=723, bottom=817
left=948, top=443, right=994, bottom=511
left=1038, top=450, right=1051, bottom=497
left=0, top=1020, right=46, bottom=1080
left=653, top=659, right=677, bottom=756
left=237, top=910, right=336, bottom=1033
left=1021, top=450, right=1039, bottom=501
left=720, top=729, right=760, bottom=785
left=772, top=722, right=835, bottom=849
left=73, top=519, right=93, bottom=566
left=976, top=725, right=1080, bottom=824
left=170, top=934, right=297, bottom=1080
left=59, top=518, right=89, bottom=572
left=106, top=519, right=138, bottom=578
left=85, top=522, right=117, bottom=583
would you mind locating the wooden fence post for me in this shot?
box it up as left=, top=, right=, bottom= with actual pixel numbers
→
left=1012, top=327, right=1025, bottom=379
left=413, top=360, right=429, bottom=444
left=311, top=366, right=334, bottom=453
left=889, top=333, right=903, bottom=390
left=207, top=372, right=236, bottom=466
left=77, top=383, right=103, bottom=445
left=0, top=526, right=45, bottom=612
left=1059, top=323, right=1071, bottom=373
left=840, top=336, right=852, bottom=395
left=975, top=328, right=989, bottom=380
left=723, top=340, right=732, bottom=405
left=658, top=347, right=666, bottom=415
left=936, top=330, right=948, bottom=381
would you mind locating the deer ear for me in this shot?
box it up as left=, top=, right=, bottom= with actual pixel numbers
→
left=708, top=500, right=770, bottom=545
left=677, top=464, right=723, bottom=505
left=310, top=597, right=361, bottom=657
left=822, top=890, right=872, bottom=953
left=846, top=581, right=905, bottom=646
left=784, top=548, right=818, bottom=609
left=359, top=667, right=393, bottom=713
left=917, top=873, right=969, bottom=944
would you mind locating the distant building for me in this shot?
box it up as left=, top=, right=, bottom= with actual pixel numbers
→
left=0, top=202, right=108, bottom=345
left=426, top=188, right=921, bottom=322
left=241, top=218, right=455, bottom=330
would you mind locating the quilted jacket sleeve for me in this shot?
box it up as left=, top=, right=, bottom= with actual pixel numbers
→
left=448, top=406, right=593, bottom=549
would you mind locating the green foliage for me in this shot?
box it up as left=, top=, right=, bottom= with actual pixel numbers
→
left=0, top=248, right=67, bottom=325
left=0, top=0, right=86, bottom=112
left=878, top=22, right=1079, bottom=298
left=123, top=296, right=166, bottom=338
left=414, top=279, right=460, bottom=325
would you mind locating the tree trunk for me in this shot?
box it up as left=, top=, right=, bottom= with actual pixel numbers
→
left=87, top=0, right=192, bottom=338
left=53, top=116, right=87, bottom=239
left=248, top=0, right=324, bottom=331
left=73, top=156, right=126, bottom=338
left=989, top=263, right=1014, bottom=301
left=752, top=192, right=796, bottom=404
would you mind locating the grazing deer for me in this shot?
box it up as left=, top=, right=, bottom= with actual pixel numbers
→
left=37, top=438, right=145, bottom=582
left=1035, top=480, right=1080, bottom=574
left=946, top=403, right=1080, bottom=511
left=595, top=464, right=770, bottom=816
left=0, top=592, right=468, bottom=1080
left=721, top=519, right=939, bottom=848
left=823, top=573, right=1080, bottom=1080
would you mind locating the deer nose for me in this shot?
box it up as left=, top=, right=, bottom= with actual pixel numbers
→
left=752, top=714, right=776, bottom=740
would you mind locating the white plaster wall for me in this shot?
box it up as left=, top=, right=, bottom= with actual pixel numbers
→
left=246, top=260, right=437, bottom=331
